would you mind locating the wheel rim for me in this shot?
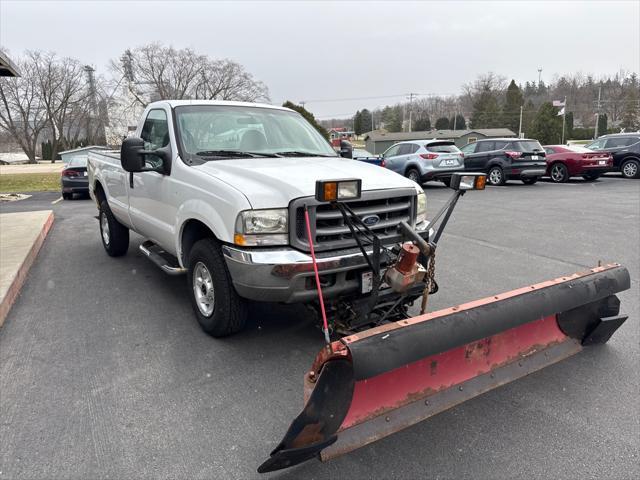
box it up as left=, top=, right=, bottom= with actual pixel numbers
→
left=623, top=162, right=638, bottom=177
left=407, top=170, right=419, bottom=183
left=193, top=261, right=215, bottom=317
left=551, top=164, right=565, bottom=182
left=100, top=211, right=110, bottom=245
left=489, top=168, right=502, bottom=184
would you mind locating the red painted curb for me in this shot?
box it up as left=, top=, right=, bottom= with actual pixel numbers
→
left=0, top=211, right=54, bottom=327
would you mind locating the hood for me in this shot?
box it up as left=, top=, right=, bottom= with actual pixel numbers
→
left=193, top=156, right=419, bottom=209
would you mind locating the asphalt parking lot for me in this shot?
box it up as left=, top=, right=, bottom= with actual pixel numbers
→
left=1, top=177, right=638, bottom=480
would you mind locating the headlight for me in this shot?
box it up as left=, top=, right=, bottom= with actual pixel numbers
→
left=416, top=191, right=427, bottom=224
left=235, top=209, right=288, bottom=246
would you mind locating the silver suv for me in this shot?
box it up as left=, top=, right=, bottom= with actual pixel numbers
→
left=382, top=139, right=465, bottom=185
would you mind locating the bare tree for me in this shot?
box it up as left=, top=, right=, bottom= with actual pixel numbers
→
left=0, top=54, right=49, bottom=163
left=112, top=43, right=270, bottom=108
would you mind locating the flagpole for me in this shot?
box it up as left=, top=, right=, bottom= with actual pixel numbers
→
left=561, top=96, right=567, bottom=144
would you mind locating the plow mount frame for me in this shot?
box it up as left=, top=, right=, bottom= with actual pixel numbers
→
left=258, top=263, right=630, bottom=473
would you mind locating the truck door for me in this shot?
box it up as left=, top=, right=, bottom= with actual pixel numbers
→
left=127, top=108, right=178, bottom=251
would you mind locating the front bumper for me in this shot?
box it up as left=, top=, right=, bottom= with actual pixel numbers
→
left=223, top=223, right=432, bottom=303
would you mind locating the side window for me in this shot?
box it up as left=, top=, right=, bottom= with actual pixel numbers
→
left=460, top=143, right=476, bottom=154
left=141, top=109, right=170, bottom=150
left=476, top=141, right=495, bottom=153
left=409, top=143, right=420, bottom=154
left=397, top=144, right=413, bottom=155
left=544, top=147, right=556, bottom=155
left=605, top=137, right=635, bottom=148
left=493, top=141, right=508, bottom=150
left=383, top=144, right=400, bottom=158
left=140, top=109, right=170, bottom=167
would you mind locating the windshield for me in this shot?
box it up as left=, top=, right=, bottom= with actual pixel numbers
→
left=174, top=105, right=337, bottom=160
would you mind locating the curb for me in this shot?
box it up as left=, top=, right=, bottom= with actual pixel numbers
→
left=0, top=211, right=54, bottom=327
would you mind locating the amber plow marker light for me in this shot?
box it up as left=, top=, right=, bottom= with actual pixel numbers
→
left=449, top=172, right=486, bottom=191
left=315, top=179, right=362, bottom=203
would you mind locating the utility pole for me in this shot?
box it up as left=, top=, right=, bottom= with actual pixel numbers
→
left=406, top=93, right=417, bottom=132
left=537, top=68, right=543, bottom=85
left=594, top=86, right=602, bottom=139
left=561, top=96, right=567, bottom=144
left=452, top=112, right=457, bottom=131
left=84, top=65, right=106, bottom=145
left=518, top=105, right=523, bottom=138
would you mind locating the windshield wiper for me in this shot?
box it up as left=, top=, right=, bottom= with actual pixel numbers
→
left=274, top=151, right=336, bottom=158
left=195, top=150, right=281, bottom=158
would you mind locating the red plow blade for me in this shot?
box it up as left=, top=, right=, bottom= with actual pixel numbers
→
left=259, top=264, right=630, bottom=473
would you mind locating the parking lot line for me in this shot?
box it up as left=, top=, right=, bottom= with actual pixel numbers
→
left=51, top=197, right=63, bottom=204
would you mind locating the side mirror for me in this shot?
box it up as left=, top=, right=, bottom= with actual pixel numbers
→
left=121, top=137, right=146, bottom=172
left=339, top=140, right=353, bottom=159
left=120, top=136, right=169, bottom=173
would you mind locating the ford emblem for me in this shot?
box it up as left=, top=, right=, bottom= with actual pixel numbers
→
left=362, top=214, right=380, bottom=226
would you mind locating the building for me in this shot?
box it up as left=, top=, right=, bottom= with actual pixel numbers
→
left=0, top=51, right=20, bottom=77
left=363, top=128, right=517, bottom=154
left=59, top=146, right=110, bottom=165
left=328, top=127, right=355, bottom=147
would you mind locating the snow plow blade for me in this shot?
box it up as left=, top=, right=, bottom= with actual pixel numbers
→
left=258, top=264, right=630, bottom=473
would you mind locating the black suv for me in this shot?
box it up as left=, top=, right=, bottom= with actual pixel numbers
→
left=459, top=138, right=546, bottom=185
left=585, top=133, right=640, bottom=179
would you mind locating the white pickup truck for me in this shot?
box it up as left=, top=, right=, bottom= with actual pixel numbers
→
left=89, top=100, right=429, bottom=336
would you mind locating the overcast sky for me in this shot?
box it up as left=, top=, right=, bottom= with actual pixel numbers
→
left=1, top=0, right=638, bottom=118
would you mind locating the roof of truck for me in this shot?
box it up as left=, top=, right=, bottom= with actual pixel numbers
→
left=149, top=100, right=292, bottom=111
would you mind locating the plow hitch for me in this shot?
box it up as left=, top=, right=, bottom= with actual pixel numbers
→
left=258, top=263, right=630, bottom=473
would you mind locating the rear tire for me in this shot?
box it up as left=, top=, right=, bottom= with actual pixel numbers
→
left=522, top=177, right=538, bottom=185
left=405, top=168, right=421, bottom=184
left=62, top=192, right=72, bottom=200
left=99, top=200, right=129, bottom=257
left=441, top=177, right=451, bottom=187
left=550, top=163, right=569, bottom=183
left=621, top=159, right=640, bottom=179
left=487, top=166, right=506, bottom=186
left=187, top=238, right=247, bottom=337
left=582, top=173, right=601, bottom=181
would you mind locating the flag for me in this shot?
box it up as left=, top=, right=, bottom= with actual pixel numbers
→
left=552, top=100, right=565, bottom=107
left=557, top=107, right=565, bottom=116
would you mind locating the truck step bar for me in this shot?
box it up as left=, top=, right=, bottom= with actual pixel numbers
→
left=139, top=240, right=186, bottom=275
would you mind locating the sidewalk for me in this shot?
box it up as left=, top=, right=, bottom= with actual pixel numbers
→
left=0, top=210, right=54, bottom=326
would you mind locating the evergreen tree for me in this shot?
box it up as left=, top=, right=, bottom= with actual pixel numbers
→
left=449, top=114, right=466, bottom=130
left=383, top=106, right=402, bottom=132
left=502, top=80, right=524, bottom=133
left=282, top=101, right=329, bottom=139
left=529, top=102, right=562, bottom=144
left=435, top=117, right=450, bottom=129
left=521, top=99, right=536, bottom=136
left=597, top=113, right=608, bottom=136
left=359, top=109, right=373, bottom=133
left=353, top=110, right=362, bottom=135
left=470, top=86, right=501, bottom=128
left=413, top=117, right=431, bottom=131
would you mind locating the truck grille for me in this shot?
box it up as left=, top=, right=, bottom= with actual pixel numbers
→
left=290, top=188, right=416, bottom=252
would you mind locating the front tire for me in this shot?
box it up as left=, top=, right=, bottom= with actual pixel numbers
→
left=621, top=159, right=640, bottom=179
left=99, top=200, right=129, bottom=257
left=487, top=166, right=506, bottom=186
left=187, top=238, right=247, bottom=337
left=405, top=168, right=421, bottom=184
left=549, top=163, right=569, bottom=183
left=62, top=192, right=72, bottom=200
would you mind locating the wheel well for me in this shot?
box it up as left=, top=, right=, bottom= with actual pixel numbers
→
left=181, top=219, right=216, bottom=265
left=94, top=181, right=106, bottom=204
left=622, top=156, right=640, bottom=163
left=404, top=164, right=420, bottom=175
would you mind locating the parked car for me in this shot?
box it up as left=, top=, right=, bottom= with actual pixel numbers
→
left=381, top=140, right=465, bottom=185
left=585, top=133, right=640, bottom=179
left=459, top=138, right=546, bottom=185
left=543, top=145, right=613, bottom=182
left=61, top=156, right=89, bottom=199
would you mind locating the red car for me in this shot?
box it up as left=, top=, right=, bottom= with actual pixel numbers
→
left=543, top=145, right=613, bottom=182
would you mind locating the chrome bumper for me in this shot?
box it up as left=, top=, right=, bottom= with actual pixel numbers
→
left=223, top=223, right=432, bottom=303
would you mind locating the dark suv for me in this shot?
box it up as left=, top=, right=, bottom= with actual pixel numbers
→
left=585, top=133, right=640, bottom=179
left=460, top=138, right=547, bottom=185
